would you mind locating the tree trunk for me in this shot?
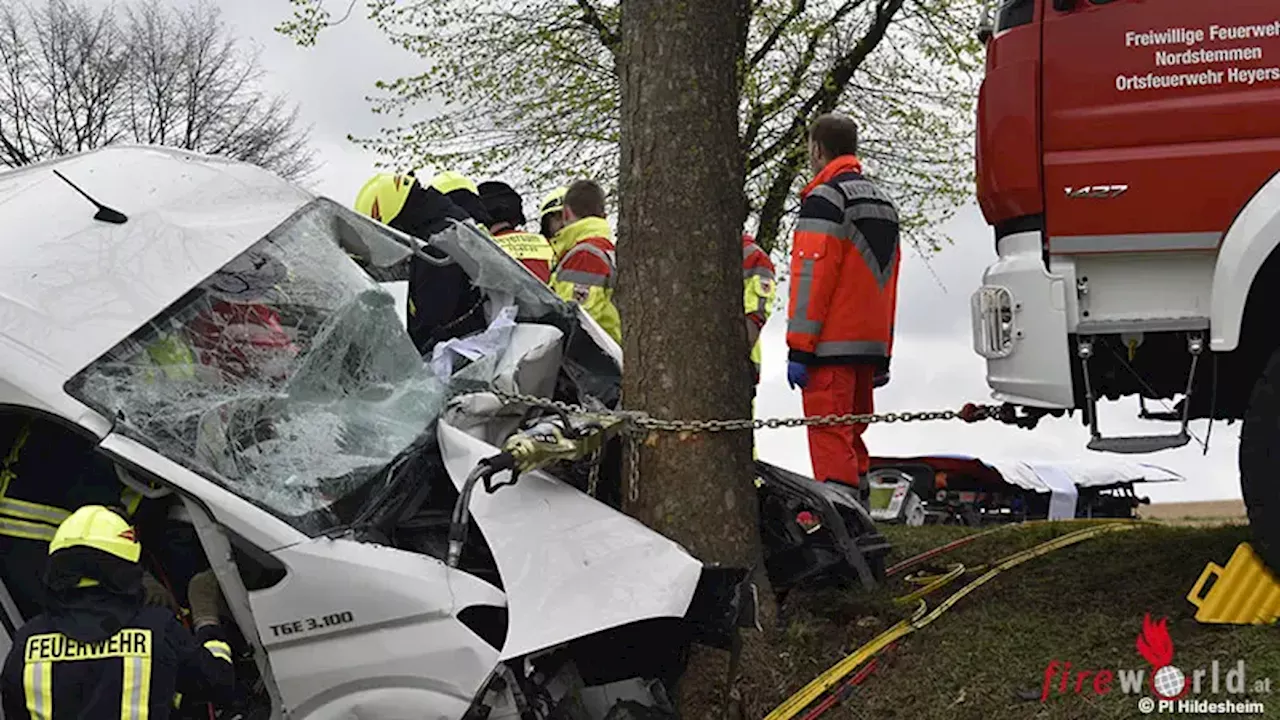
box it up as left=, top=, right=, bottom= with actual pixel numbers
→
left=617, top=1, right=775, bottom=718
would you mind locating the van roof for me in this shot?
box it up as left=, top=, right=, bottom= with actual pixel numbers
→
left=0, top=145, right=312, bottom=406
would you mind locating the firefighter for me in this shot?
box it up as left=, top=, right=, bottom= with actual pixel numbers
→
left=744, top=233, right=777, bottom=461
left=0, top=505, right=234, bottom=719
left=354, top=172, right=488, bottom=354
left=477, top=180, right=555, bottom=283
left=785, top=113, right=901, bottom=509
left=539, top=186, right=568, bottom=255
left=743, top=233, right=777, bottom=385
left=548, top=180, right=621, bottom=345
left=428, top=171, right=494, bottom=228
left=0, top=416, right=177, bottom=621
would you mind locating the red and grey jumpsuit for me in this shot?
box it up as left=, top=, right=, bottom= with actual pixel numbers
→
left=786, top=155, right=901, bottom=489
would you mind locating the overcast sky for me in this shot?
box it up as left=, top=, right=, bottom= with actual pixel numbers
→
left=184, top=0, right=1241, bottom=503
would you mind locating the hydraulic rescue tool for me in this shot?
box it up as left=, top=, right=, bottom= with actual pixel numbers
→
left=448, top=407, right=627, bottom=568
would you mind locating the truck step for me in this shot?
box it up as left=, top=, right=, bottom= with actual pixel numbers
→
left=1086, top=432, right=1190, bottom=454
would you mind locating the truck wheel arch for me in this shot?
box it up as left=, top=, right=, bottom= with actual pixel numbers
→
left=1210, top=170, right=1280, bottom=353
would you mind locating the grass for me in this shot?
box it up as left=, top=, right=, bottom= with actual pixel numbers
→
left=758, top=521, right=1280, bottom=720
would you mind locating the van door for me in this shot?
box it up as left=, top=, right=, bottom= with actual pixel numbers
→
left=1041, top=0, right=1280, bottom=255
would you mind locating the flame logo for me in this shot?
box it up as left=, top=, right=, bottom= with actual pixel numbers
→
left=1137, top=613, right=1187, bottom=700
left=1136, top=613, right=1174, bottom=668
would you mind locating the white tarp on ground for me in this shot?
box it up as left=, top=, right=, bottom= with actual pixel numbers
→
left=926, top=453, right=1185, bottom=520
left=966, top=457, right=1185, bottom=491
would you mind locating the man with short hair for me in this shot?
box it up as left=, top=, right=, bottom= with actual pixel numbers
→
left=785, top=113, right=901, bottom=509
left=477, top=181, right=555, bottom=283
left=549, top=180, right=621, bottom=344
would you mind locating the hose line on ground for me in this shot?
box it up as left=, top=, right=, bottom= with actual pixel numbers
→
left=885, top=517, right=1154, bottom=578
left=764, top=521, right=1145, bottom=720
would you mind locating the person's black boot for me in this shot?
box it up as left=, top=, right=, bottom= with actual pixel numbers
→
left=857, top=475, right=871, bottom=512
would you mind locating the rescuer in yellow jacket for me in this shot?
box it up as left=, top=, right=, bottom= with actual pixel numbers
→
left=743, top=233, right=777, bottom=461
left=477, top=180, right=555, bottom=283
left=742, top=233, right=777, bottom=384
left=549, top=180, right=621, bottom=345
left=539, top=187, right=569, bottom=257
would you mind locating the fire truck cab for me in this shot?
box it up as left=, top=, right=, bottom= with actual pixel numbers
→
left=970, top=0, right=1280, bottom=569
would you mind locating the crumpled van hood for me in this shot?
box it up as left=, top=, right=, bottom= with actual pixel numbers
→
left=437, top=409, right=702, bottom=660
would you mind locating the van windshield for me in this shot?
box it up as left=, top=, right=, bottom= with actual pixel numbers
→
left=65, top=200, right=452, bottom=535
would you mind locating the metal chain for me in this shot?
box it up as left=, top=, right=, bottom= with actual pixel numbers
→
left=586, top=449, right=602, bottom=497
left=627, top=434, right=641, bottom=503
left=488, top=387, right=1007, bottom=505
left=489, top=388, right=1004, bottom=434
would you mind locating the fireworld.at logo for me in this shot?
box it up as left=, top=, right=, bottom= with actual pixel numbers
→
left=1038, top=613, right=1273, bottom=702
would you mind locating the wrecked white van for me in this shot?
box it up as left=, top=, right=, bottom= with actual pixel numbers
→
left=0, top=146, right=888, bottom=719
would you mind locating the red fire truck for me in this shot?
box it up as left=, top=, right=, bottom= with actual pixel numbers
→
left=970, top=0, right=1280, bottom=569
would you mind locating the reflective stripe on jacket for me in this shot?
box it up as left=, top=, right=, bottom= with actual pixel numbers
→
left=0, top=607, right=236, bottom=719
left=786, top=155, right=900, bottom=368
left=743, top=237, right=776, bottom=379
left=0, top=419, right=141, bottom=543
left=492, top=229, right=554, bottom=283
left=549, top=217, right=621, bottom=344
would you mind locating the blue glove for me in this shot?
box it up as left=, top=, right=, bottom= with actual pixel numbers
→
left=874, top=369, right=890, bottom=388
left=787, top=361, right=809, bottom=390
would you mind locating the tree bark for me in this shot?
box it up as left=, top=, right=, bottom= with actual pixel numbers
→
left=617, top=1, right=775, bottom=718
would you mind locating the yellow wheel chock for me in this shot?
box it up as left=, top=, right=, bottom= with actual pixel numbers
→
left=1187, top=543, right=1280, bottom=626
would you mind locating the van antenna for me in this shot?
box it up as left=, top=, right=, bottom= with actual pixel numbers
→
left=52, top=170, right=128, bottom=224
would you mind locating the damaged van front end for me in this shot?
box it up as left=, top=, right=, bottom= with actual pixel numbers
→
left=40, top=146, right=750, bottom=720
left=5, top=146, right=884, bottom=720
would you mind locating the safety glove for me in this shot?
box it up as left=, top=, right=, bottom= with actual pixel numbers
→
left=187, top=569, right=226, bottom=630
left=142, top=570, right=180, bottom=615
left=786, top=361, right=809, bottom=390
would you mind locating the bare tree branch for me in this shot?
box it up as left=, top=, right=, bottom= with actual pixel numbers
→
left=747, top=0, right=806, bottom=69
left=0, top=0, right=316, bottom=181
left=576, top=0, right=619, bottom=53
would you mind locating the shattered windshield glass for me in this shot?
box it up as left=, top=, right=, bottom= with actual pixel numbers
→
left=65, top=200, right=455, bottom=535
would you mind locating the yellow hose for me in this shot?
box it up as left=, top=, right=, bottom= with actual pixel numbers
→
left=763, top=521, right=1144, bottom=720
left=894, top=564, right=965, bottom=605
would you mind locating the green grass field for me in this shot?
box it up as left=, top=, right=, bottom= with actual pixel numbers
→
left=760, top=522, right=1280, bottom=719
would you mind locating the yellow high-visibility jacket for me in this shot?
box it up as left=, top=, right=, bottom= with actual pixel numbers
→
left=549, top=217, right=621, bottom=345
left=743, top=236, right=777, bottom=381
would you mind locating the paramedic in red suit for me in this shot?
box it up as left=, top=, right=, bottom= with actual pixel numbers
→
left=786, top=113, right=900, bottom=509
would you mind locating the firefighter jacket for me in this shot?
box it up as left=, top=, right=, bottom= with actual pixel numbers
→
left=549, top=217, right=621, bottom=345
left=743, top=236, right=776, bottom=382
left=492, top=229, right=554, bottom=283
left=786, top=155, right=900, bottom=370
left=1, top=603, right=234, bottom=720
left=388, top=183, right=489, bottom=354
left=0, top=417, right=150, bottom=619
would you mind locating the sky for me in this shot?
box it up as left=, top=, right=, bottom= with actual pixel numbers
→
left=157, top=0, right=1242, bottom=503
